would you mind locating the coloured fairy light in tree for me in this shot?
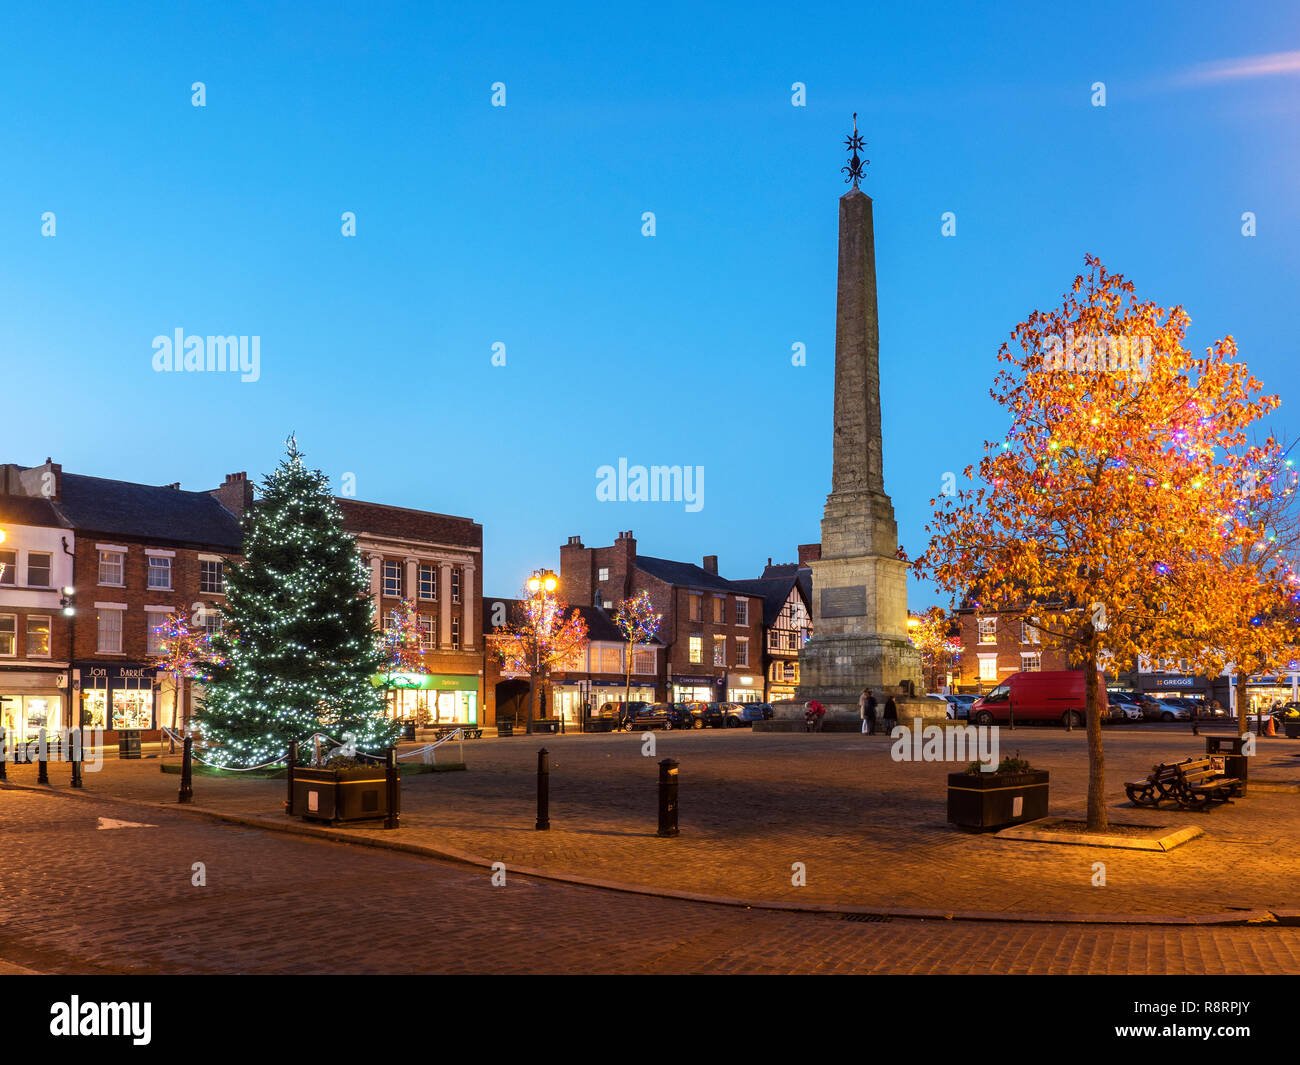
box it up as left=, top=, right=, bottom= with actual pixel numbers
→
left=915, top=256, right=1278, bottom=831
left=493, top=573, right=588, bottom=735
left=612, top=590, right=661, bottom=710
left=382, top=598, right=427, bottom=678
left=196, top=436, right=400, bottom=767
left=152, top=610, right=222, bottom=679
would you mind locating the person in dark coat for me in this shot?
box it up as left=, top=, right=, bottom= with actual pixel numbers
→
left=882, top=695, right=898, bottom=729
left=859, top=688, right=877, bottom=735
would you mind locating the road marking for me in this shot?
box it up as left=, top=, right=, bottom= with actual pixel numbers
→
left=96, top=817, right=157, bottom=830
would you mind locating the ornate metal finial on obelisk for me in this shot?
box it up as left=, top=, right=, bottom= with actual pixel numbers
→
left=841, top=112, right=869, bottom=189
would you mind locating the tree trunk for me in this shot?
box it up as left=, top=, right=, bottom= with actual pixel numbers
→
left=1085, top=652, right=1107, bottom=831
left=624, top=642, right=633, bottom=711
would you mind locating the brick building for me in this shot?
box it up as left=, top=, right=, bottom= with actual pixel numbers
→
left=341, top=499, right=484, bottom=728
left=0, top=460, right=248, bottom=745
left=559, top=531, right=765, bottom=704
left=954, top=605, right=1070, bottom=693
left=481, top=598, right=663, bottom=729
left=731, top=547, right=818, bottom=702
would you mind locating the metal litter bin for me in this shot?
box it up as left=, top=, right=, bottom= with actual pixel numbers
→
left=1205, top=734, right=1247, bottom=796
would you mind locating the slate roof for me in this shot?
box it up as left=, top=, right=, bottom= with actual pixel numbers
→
left=633, top=555, right=743, bottom=594
left=0, top=494, right=67, bottom=529
left=51, top=472, right=244, bottom=550
left=481, top=597, right=661, bottom=644
left=729, top=575, right=804, bottom=627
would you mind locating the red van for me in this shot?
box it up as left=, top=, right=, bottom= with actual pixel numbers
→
left=970, top=671, right=1107, bottom=728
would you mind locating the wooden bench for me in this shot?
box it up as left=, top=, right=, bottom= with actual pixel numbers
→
left=1125, top=757, right=1240, bottom=810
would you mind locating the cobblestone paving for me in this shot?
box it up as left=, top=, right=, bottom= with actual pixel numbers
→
left=2, top=787, right=1300, bottom=974
left=6, top=725, right=1300, bottom=919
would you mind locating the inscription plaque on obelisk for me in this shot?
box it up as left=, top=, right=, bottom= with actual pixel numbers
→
left=784, top=115, right=936, bottom=726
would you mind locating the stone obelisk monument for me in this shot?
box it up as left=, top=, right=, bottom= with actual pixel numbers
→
left=790, top=115, right=936, bottom=727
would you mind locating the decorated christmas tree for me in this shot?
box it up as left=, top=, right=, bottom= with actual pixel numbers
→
left=196, top=437, right=399, bottom=767
left=382, top=598, right=428, bottom=677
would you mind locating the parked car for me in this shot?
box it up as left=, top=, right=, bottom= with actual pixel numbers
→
left=1105, top=691, right=1143, bottom=721
left=596, top=701, right=647, bottom=728
left=623, top=702, right=692, bottom=730
left=969, top=671, right=1106, bottom=727
left=944, top=694, right=977, bottom=720
left=749, top=703, right=775, bottom=721
left=683, top=702, right=725, bottom=729
left=1141, top=697, right=1193, bottom=722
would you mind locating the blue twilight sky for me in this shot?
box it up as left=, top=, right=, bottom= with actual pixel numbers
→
left=2, top=1, right=1297, bottom=607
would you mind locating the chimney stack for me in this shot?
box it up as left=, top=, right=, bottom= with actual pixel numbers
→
left=702, top=554, right=718, bottom=575
left=210, top=471, right=254, bottom=517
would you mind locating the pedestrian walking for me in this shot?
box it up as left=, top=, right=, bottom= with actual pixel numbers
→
left=883, top=694, right=898, bottom=730
left=859, top=688, right=877, bottom=735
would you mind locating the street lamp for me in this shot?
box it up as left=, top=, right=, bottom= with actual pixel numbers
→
left=526, top=569, right=558, bottom=735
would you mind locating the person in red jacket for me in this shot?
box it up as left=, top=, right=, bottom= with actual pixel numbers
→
left=804, top=699, right=826, bottom=732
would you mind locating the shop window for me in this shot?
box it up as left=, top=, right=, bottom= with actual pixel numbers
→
left=27, top=552, right=52, bottom=588
left=713, top=637, right=726, bottom=666
left=98, top=550, right=125, bottom=586
left=688, top=635, right=703, bottom=664
left=98, top=609, right=123, bottom=654
left=25, top=616, right=51, bottom=657
left=382, top=561, right=402, bottom=598
left=148, top=556, right=172, bottom=590
left=736, top=637, right=749, bottom=667
left=200, top=560, right=225, bottom=595
left=0, top=550, right=15, bottom=585
left=112, top=682, right=153, bottom=730
left=0, top=614, right=15, bottom=655
left=735, top=599, right=748, bottom=626
left=418, top=564, right=437, bottom=601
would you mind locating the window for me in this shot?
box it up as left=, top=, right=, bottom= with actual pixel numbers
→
left=689, top=594, right=702, bottom=621
left=98, top=550, right=124, bottom=586
left=688, top=635, right=703, bottom=664
left=97, top=609, right=123, bottom=653
left=633, top=647, right=655, bottom=675
left=713, top=597, right=724, bottom=623
left=599, top=645, right=622, bottom=674
left=418, top=564, right=437, bottom=601
left=148, top=556, right=172, bottom=590
left=736, top=637, right=749, bottom=667
left=146, top=612, right=169, bottom=655
left=1021, top=652, right=1042, bottom=672
left=199, top=607, right=223, bottom=637
left=451, top=567, right=462, bottom=604
left=978, top=657, right=998, bottom=683
left=1021, top=619, right=1040, bottom=644
left=27, top=552, right=52, bottom=588
left=25, top=616, right=51, bottom=657
left=419, top=615, right=435, bottom=650
left=713, top=636, right=726, bottom=666
left=0, top=550, right=15, bottom=585
left=382, top=561, right=402, bottom=598
left=451, top=617, right=460, bottom=650
left=0, top=614, right=15, bottom=655
left=598, top=567, right=609, bottom=582
left=200, top=560, right=225, bottom=595
left=978, top=617, right=997, bottom=644
left=735, top=599, right=748, bottom=626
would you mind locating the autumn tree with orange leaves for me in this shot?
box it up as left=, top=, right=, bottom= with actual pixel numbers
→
left=492, top=584, right=589, bottom=735
left=915, top=257, right=1278, bottom=830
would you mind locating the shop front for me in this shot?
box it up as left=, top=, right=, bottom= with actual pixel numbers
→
left=0, top=668, right=68, bottom=744
left=727, top=672, right=762, bottom=703
left=77, top=662, right=157, bottom=740
left=1137, top=673, right=1209, bottom=699
left=1238, top=674, right=1300, bottom=714
left=373, top=672, right=480, bottom=725
left=670, top=674, right=726, bottom=703
left=551, top=676, right=657, bottom=728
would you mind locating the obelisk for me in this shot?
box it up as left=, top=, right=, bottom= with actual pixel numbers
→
left=793, top=115, right=934, bottom=724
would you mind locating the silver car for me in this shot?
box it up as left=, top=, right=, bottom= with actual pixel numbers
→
left=1143, top=698, right=1193, bottom=722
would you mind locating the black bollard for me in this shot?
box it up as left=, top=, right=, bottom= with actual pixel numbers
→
left=286, top=740, right=297, bottom=815
left=1066, top=711, right=1073, bottom=732
left=0, top=729, right=7, bottom=782
left=657, top=758, right=679, bottom=837
left=535, top=747, right=550, bottom=831
left=37, top=727, right=49, bottom=784
left=178, top=737, right=194, bottom=804
left=384, top=747, right=400, bottom=830
left=71, top=729, right=83, bottom=789
left=1008, top=705, right=1016, bottom=731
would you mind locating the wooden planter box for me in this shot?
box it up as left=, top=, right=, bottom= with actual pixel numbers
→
left=292, top=765, right=397, bottom=824
left=947, top=770, right=1049, bottom=831
left=1285, top=720, right=1300, bottom=739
